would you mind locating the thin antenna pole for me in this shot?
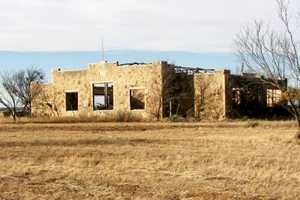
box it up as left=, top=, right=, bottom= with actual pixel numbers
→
left=240, top=62, right=245, bottom=75
left=101, top=38, right=105, bottom=61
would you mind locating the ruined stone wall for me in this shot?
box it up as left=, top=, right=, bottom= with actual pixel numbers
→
left=194, top=70, right=230, bottom=120
left=229, top=74, right=288, bottom=117
left=31, top=83, right=60, bottom=117
left=160, top=63, right=197, bottom=118
left=32, top=61, right=165, bottom=119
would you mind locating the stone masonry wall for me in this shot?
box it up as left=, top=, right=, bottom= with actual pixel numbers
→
left=194, top=70, right=230, bottom=120
left=32, top=61, right=165, bottom=119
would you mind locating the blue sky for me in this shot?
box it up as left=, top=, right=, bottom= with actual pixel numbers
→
left=0, top=51, right=240, bottom=81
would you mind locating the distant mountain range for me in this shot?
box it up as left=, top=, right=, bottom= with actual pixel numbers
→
left=0, top=50, right=241, bottom=80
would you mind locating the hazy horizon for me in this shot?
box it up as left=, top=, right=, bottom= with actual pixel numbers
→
left=0, top=50, right=241, bottom=80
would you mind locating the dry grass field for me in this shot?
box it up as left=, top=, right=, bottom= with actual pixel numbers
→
left=0, top=120, right=299, bottom=200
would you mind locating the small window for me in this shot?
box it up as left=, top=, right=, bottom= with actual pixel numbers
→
left=232, top=88, right=241, bottom=106
left=93, top=83, right=113, bottom=110
left=66, top=92, right=78, bottom=111
left=130, top=89, right=145, bottom=110
left=267, top=89, right=281, bottom=107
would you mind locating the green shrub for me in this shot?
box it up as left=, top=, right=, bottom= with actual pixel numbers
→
left=170, top=114, right=179, bottom=122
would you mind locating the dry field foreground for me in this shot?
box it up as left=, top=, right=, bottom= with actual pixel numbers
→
left=0, top=121, right=299, bottom=200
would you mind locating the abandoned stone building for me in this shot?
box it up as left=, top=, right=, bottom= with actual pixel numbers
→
left=32, top=60, right=287, bottom=120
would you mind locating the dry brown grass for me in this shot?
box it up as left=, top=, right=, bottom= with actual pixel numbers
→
left=0, top=121, right=299, bottom=200
left=0, top=111, right=146, bottom=124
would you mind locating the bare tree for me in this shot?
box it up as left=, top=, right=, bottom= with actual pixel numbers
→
left=235, top=0, right=300, bottom=140
left=15, top=68, right=44, bottom=115
left=0, top=73, right=21, bottom=121
left=0, top=68, right=44, bottom=121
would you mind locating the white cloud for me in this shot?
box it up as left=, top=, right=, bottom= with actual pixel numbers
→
left=0, top=0, right=299, bottom=52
